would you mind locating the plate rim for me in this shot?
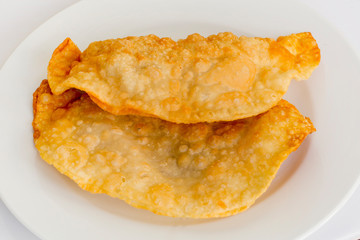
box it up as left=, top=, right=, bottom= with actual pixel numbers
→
left=1, top=0, right=360, bottom=240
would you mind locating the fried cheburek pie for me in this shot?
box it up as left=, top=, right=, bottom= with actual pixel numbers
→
left=33, top=80, right=315, bottom=218
left=48, top=32, right=320, bottom=123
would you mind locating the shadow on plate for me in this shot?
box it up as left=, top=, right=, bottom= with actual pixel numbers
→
left=84, top=191, right=217, bottom=226
left=254, top=138, right=312, bottom=206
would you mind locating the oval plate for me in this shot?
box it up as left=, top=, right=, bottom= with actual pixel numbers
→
left=1, top=0, right=360, bottom=239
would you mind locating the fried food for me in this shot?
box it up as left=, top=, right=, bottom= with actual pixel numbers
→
left=47, top=32, right=320, bottom=123
left=33, top=80, right=315, bottom=218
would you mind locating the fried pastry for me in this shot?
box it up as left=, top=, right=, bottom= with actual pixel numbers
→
left=33, top=80, right=315, bottom=218
left=47, top=32, right=320, bottom=123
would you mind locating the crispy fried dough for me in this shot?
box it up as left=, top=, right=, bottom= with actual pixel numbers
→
left=47, top=32, right=320, bottom=123
left=33, top=80, right=315, bottom=218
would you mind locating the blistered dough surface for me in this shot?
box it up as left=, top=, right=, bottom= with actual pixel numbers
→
left=33, top=80, right=315, bottom=218
left=48, top=32, right=320, bottom=123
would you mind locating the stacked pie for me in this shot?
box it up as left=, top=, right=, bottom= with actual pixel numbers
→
left=33, top=32, right=319, bottom=218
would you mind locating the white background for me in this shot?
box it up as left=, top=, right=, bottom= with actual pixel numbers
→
left=0, top=0, right=359, bottom=239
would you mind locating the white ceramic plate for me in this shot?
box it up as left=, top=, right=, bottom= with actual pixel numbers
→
left=1, top=0, right=360, bottom=239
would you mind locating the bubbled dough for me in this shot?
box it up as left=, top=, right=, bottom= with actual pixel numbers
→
left=33, top=80, right=315, bottom=218
left=47, top=32, right=320, bottom=123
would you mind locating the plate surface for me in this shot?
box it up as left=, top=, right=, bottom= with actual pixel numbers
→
left=1, top=0, right=360, bottom=240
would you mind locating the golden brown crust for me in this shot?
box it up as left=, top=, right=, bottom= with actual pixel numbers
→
left=32, top=80, right=82, bottom=139
left=89, top=94, right=156, bottom=118
left=32, top=80, right=50, bottom=139
left=47, top=37, right=81, bottom=93
left=33, top=80, right=315, bottom=218
left=47, top=32, right=320, bottom=123
left=277, top=32, right=321, bottom=80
